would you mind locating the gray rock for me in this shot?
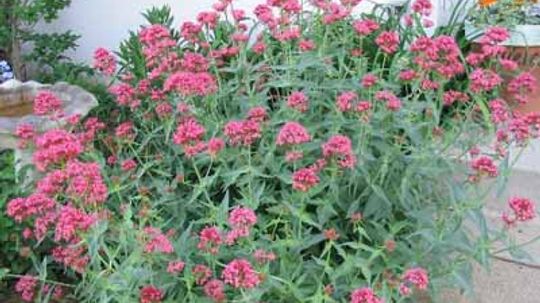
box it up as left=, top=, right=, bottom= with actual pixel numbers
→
left=0, top=79, right=98, bottom=182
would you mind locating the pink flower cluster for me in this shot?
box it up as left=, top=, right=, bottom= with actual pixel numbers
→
left=115, top=121, right=135, bottom=140
left=399, top=267, right=429, bottom=296
left=33, top=129, right=84, bottom=171
left=222, top=259, right=261, bottom=289
left=253, top=249, right=277, bottom=264
left=443, top=90, right=469, bottom=106
left=7, top=193, right=55, bottom=223
left=508, top=72, right=537, bottom=104
left=144, top=227, right=175, bottom=254
left=180, top=21, right=203, bottom=43
left=375, top=90, right=402, bottom=111
left=139, top=24, right=177, bottom=70
left=167, top=260, right=186, bottom=274
left=204, top=279, right=226, bottom=302
left=80, top=117, right=106, bottom=144
left=193, top=264, right=213, bottom=285
left=336, top=91, right=357, bottom=112
left=109, top=83, right=137, bottom=107
left=140, top=285, right=164, bottom=303
left=489, top=99, right=510, bottom=124
left=287, top=91, right=309, bottom=112
left=226, top=206, right=257, bottom=244
left=469, top=68, right=503, bottom=93
left=52, top=245, right=90, bottom=273
left=15, top=123, right=35, bottom=148
left=350, top=287, right=383, bottom=303
left=15, top=275, right=37, bottom=302
left=33, top=91, right=63, bottom=116
left=7, top=170, right=102, bottom=271
left=292, top=167, right=320, bottom=191
left=322, top=2, right=351, bottom=24
left=181, top=51, right=210, bottom=73
left=276, top=122, right=311, bottom=146
left=502, top=197, right=536, bottom=226
left=412, top=0, right=433, bottom=16
left=322, top=135, right=357, bottom=169
left=375, top=31, right=400, bottom=54
left=173, top=118, right=207, bottom=157
left=336, top=90, right=373, bottom=116
left=54, top=205, right=96, bottom=242
left=93, top=47, right=116, bottom=75
left=65, top=160, right=108, bottom=204
left=8, top=111, right=108, bottom=276
left=480, top=26, right=509, bottom=44
left=409, top=35, right=464, bottom=79
left=247, top=106, right=268, bottom=122
left=469, top=155, right=498, bottom=182
left=224, top=119, right=262, bottom=146
left=198, top=226, right=223, bottom=254
left=164, top=71, right=217, bottom=97
left=291, top=134, right=356, bottom=192
left=353, top=19, right=379, bottom=36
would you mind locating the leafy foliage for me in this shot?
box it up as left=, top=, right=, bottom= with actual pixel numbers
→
left=0, top=0, right=79, bottom=79
left=2, top=2, right=539, bottom=303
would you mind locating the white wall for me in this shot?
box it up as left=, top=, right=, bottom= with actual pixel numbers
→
left=43, top=0, right=261, bottom=63
left=43, top=0, right=464, bottom=64
left=42, top=0, right=377, bottom=64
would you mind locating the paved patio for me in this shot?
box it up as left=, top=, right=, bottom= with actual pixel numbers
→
left=444, top=140, right=540, bottom=303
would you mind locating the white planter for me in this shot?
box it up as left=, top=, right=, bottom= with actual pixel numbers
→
left=465, top=23, right=540, bottom=46
left=371, top=0, right=408, bottom=7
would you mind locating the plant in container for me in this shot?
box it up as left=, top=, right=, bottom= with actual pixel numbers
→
left=466, top=0, right=540, bottom=113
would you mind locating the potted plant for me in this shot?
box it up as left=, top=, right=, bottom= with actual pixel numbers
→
left=466, top=0, right=540, bottom=113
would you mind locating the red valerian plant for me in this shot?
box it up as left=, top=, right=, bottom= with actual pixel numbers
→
left=4, top=0, right=539, bottom=302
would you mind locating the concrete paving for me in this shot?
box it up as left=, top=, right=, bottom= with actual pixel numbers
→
left=444, top=142, right=540, bottom=303
left=441, top=260, right=540, bottom=303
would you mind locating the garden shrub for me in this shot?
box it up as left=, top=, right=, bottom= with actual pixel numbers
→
left=3, top=1, right=539, bottom=302
left=0, top=0, right=80, bottom=80
left=0, top=151, right=25, bottom=280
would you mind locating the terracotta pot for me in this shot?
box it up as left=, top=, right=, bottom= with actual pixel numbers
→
left=501, top=46, right=540, bottom=114
left=466, top=24, right=540, bottom=114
